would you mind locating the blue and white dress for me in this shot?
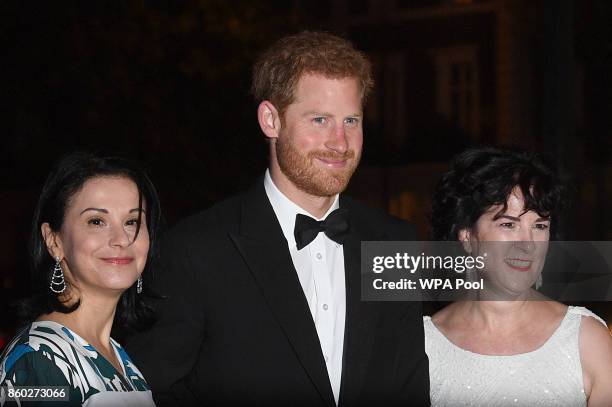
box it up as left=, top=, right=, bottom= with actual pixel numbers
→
left=0, top=320, right=155, bottom=406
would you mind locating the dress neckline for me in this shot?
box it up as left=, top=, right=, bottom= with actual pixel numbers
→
left=32, top=320, right=131, bottom=385
left=424, top=305, right=572, bottom=358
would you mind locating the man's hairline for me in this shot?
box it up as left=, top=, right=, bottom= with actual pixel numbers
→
left=271, top=71, right=367, bottom=122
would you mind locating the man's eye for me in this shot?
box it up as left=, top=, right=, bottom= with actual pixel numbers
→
left=344, top=117, right=359, bottom=126
left=313, top=117, right=327, bottom=125
left=88, top=218, right=104, bottom=226
left=534, top=223, right=549, bottom=230
left=499, top=222, right=515, bottom=229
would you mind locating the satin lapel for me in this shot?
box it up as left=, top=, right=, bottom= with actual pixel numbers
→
left=339, top=197, right=384, bottom=405
left=228, top=181, right=335, bottom=407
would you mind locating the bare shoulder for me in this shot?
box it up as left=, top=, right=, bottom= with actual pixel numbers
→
left=580, top=313, right=612, bottom=354
left=579, top=311, right=612, bottom=404
left=579, top=313, right=612, bottom=367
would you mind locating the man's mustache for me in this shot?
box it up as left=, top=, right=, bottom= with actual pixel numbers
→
left=308, top=150, right=356, bottom=160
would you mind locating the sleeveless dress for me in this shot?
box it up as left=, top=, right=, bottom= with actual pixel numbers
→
left=0, top=321, right=155, bottom=406
left=424, top=306, right=608, bottom=407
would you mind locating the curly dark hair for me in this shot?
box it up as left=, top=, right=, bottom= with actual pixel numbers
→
left=19, top=151, right=161, bottom=334
left=431, top=147, right=568, bottom=241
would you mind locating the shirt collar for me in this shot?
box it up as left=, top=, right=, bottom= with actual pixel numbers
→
left=264, top=169, right=339, bottom=249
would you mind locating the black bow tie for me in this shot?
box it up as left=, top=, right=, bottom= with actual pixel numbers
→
left=294, top=208, right=350, bottom=250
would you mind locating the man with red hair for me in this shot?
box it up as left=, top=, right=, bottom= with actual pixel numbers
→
left=129, top=31, right=429, bottom=406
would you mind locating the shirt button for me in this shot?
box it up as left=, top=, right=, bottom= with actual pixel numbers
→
left=323, top=304, right=329, bottom=311
left=316, top=253, right=322, bottom=260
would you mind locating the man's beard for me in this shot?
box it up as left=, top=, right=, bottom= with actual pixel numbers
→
left=275, top=134, right=360, bottom=197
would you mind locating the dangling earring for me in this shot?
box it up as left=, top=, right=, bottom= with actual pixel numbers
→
left=535, top=273, right=543, bottom=290
left=49, top=256, right=66, bottom=294
left=137, top=276, right=143, bottom=294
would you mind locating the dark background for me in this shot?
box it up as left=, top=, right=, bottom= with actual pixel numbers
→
left=2, top=0, right=611, bottom=347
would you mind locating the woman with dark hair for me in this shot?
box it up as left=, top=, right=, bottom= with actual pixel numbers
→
left=0, top=152, right=160, bottom=406
left=426, top=147, right=612, bottom=406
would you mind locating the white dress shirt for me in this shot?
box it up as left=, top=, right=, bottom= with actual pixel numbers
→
left=264, top=170, right=346, bottom=405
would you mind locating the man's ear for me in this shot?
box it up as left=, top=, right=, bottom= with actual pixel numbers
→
left=41, top=223, right=64, bottom=260
left=257, top=101, right=281, bottom=141
left=458, top=228, right=473, bottom=254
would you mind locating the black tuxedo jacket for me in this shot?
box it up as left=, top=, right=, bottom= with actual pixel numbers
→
left=126, top=180, right=430, bottom=406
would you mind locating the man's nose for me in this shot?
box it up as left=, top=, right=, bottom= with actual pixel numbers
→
left=325, top=123, right=348, bottom=154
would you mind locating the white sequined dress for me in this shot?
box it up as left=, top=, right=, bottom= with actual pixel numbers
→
left=424, top=306, right=607, bottom=407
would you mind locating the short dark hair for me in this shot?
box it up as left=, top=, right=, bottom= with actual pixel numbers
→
left=431, top=147, right=567, bottom=241
left=251, top=31, right=373, bottom=118
left=20, top=152, right=161, bottom=333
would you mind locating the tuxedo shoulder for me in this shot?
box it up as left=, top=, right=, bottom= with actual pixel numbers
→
left=166, top=193, right=244, bottom=241
left=341, top=195, right=417, bottom=240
